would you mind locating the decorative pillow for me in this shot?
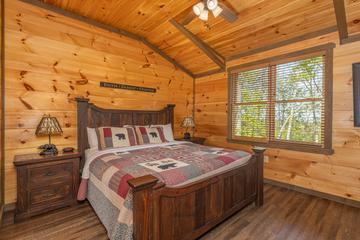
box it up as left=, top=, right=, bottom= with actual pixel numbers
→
left=134, top=126, right=167, bottom=145
left=87, top=127, right=99, bottom=149
left=97, top=127, right=137, bottom=149
left=151, top=124, right=174, bottom=141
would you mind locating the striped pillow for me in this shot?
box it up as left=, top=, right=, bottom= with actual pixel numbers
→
left=134, top=126, right=167, bottom=145
left=97, top=127, right=137, bottom=150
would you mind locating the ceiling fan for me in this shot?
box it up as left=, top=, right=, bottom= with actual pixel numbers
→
left=182, top=0, right=238, bottom=25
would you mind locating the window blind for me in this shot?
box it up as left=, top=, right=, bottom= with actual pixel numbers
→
left=273, top=57, right=325, bottom=145
left=229, top=51, right=331, bottom=153
left=230, top=67, right=270, bottom=141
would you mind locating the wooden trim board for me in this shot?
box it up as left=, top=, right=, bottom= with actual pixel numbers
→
left=228, top=43, right=336, bottom=72
left=332, top=0, right=349, bottom=43
left=18, top=0, right=195, bottom=78
left=341, top=34, right=360, bottom=45
left=169, top=19, right=225, bottom=70
left=3, top=202, right=15, bottom=213
left=194, top=68, right=225, bottom=78
left=265, top=179, right=360, bottom=208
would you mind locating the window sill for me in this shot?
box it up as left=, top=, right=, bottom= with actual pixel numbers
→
left=227, top=138, right=334, bottom=155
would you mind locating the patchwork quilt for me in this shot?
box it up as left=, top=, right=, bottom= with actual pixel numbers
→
left=78, top=142, right=251, bottom=240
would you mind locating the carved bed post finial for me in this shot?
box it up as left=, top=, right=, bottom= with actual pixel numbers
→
left=252, top=147, right=266, bottom=207
left=76, top=97, right=90, bottom=171
left=166, top=104, right=176, bottom=131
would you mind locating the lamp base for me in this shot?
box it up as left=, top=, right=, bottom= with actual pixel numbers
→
left=39, top=144, right=58, bottom=156
left=183, top=132, right=191, bottom=140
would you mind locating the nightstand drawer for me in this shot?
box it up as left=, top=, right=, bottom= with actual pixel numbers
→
left=30, top=183, right=72, bottom=207
left=29, top=162, right=73, bottom=188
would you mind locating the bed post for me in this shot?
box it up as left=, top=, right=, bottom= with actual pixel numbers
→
left=166, top=104, right=175, bottom=131
left=128, top=175, right=159, bottom=240
left=252, top=147, right=266, bottom=207
left=76, top=97, right=90, bottom=171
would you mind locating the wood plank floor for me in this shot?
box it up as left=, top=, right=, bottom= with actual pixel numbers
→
left=1, top=184, right=359, bottom=240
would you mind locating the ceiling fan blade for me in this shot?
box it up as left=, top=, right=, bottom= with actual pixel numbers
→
left=182, top=11, right=197, bottom=25
left=218, top=2, right=238, bottom=22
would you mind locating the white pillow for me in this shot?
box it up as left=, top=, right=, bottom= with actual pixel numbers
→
left=87, top=127, right=99, bottom=149
left=151, top=123, right=174, bottom=141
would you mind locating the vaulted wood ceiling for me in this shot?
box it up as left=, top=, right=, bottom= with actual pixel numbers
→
left=37, top=0, right=359, bottom=76
left=345, top=0, right=360, bottom=36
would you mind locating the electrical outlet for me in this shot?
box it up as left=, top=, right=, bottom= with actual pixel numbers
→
left=264, top=155, right=269, bottom=163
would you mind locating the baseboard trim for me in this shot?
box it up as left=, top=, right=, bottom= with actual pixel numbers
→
left=264, top=179, right=360, bottom=209
left=0, top=204, right=3, bottom=224
left=3, top=203, right=15, bottom=213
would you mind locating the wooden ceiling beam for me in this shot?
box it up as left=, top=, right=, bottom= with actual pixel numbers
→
left=169, top=19, right=225, bottom=70
left=19, top=0, right=195, bottom=78
left=332, top=0, right=349, bottom=44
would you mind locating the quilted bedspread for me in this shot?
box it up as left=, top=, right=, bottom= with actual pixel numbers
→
left=78, top=142, right=251, bottom=240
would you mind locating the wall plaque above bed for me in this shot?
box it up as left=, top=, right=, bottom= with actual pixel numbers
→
left=100, top=81, right=156, bottom=93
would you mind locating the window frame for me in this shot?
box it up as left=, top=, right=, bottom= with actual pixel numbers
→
left=227, top=43, right=335, bottom=155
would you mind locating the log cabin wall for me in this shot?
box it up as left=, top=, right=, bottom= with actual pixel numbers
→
left=195, top=32, right=360, bottom=202
left=0, top=0, right=4, bottom=217
left=4, top=0, right=193, bottom=204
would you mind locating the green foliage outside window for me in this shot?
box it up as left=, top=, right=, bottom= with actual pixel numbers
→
left=233, top=56, right=324, bottom=144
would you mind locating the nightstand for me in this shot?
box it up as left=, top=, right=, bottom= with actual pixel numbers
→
left=13, top=152, right=80, bottom=222
left=175, top=137, right=206, bottom=145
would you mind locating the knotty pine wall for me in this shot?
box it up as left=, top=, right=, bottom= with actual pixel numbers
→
left=4, top=0, right=193, bottom=204
left=195, top=32, right=360, bottom=202
left=0, top=0, right=4, bottom=211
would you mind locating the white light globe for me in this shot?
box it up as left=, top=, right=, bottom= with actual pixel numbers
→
left=199, top=9, right=209, bottom=21
left=212, top=6, right=223, bottom=17
left=207, top=0, right=218, bottom=11
left=193, top=2, right=205, bottom=16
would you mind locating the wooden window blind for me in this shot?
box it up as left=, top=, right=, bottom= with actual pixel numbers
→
left=228, top=44, right=334, bottom=154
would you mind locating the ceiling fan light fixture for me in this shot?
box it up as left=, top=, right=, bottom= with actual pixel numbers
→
left=193, top=2, right=205, bottom=16
left=207, top=0, right=218, bottom=11
left=212, top=6, right=223, bottom=17
left=199, top=9, right=209, bottom=21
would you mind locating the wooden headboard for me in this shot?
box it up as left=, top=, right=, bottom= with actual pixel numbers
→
left=76, top=98, right=175, bottom=170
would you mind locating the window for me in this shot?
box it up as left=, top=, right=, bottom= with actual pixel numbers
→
left=228, top=45, right=334, bottom=154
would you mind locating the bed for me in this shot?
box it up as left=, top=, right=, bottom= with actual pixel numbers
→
left=75, top=98, right=265, bottom=240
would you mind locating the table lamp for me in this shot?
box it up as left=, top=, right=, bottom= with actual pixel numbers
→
left=35, top=114, right=63, bottom=155
left=181, top=116, right=195, bottom=140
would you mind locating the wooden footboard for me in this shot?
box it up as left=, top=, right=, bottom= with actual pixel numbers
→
left=128, top=147, right=266, bottom=240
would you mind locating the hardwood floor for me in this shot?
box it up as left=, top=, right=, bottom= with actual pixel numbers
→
left=0, top=184, right=359, bottom=240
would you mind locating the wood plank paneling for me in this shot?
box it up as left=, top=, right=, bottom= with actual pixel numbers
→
left=4, top=0, right=193, bottom=204
left=195, top=32, right=360, bottom=202
left=0, top=0, right=4, bottom=218
left=37, top=0, right=340, bottom=74
left=345, top=0, right=360, bottom=36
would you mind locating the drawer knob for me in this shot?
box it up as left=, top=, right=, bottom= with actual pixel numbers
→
left=45, top=171, right=55, bottom=177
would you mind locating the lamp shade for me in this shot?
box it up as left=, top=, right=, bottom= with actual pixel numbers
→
left=35, top=115, right=63, bottom=136
left=181, top=117, right=195, bottom=128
